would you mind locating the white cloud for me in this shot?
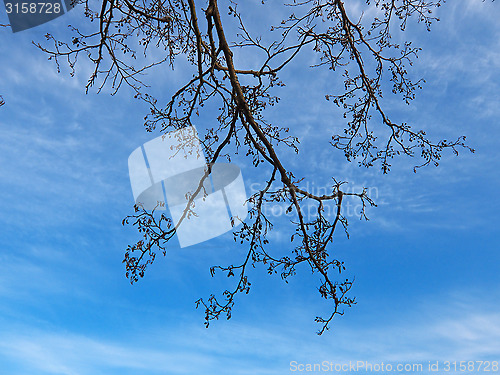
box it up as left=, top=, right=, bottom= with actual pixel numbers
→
left=0, top=288, right=499, bottom=374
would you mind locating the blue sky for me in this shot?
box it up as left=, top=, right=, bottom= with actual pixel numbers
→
left=0, top=0, right=499, bottom=374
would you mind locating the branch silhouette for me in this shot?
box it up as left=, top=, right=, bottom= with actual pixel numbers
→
left=37, top=0, right=475, bottom=334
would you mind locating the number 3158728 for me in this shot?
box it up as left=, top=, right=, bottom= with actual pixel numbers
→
left=5, top=2, right=61, bottom=14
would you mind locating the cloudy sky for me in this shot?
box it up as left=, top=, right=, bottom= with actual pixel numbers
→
left=0, top=0, right=499, bottom=374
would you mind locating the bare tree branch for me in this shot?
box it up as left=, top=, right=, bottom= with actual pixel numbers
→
left=37, top=0, right=477, bottom=334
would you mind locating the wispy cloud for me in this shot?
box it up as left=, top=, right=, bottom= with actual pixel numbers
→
left=0, top=287, right=499, bottom=374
